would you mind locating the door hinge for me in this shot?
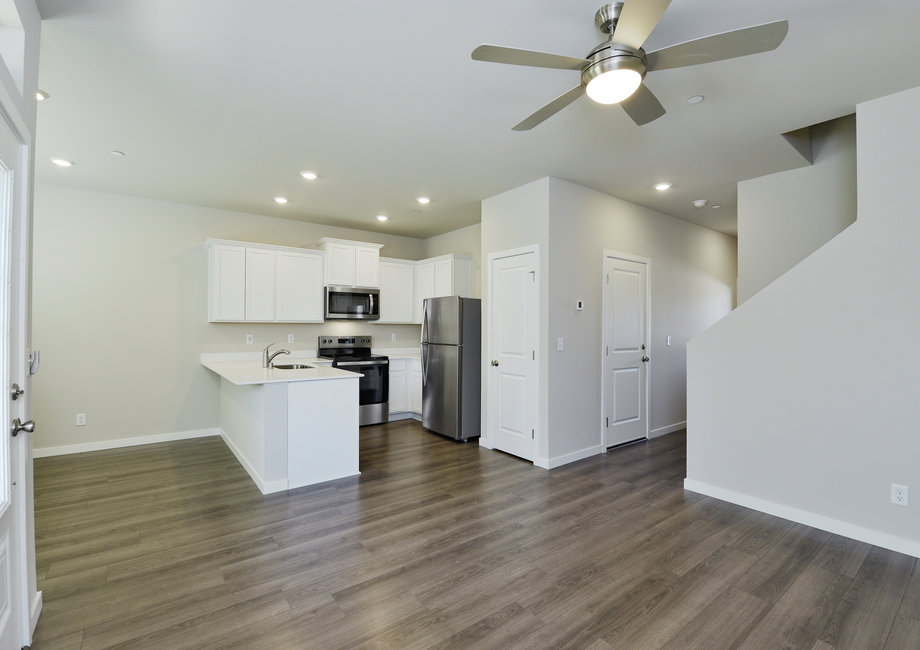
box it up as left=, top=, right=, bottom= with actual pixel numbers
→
left=606, top=417, right=609, bottom=428
left=529, top=270, right=535, bottom=281
left=606, top=274, right=609, bottom=285
left=532, top=429, right=534, bottom=439
left=606, top=346, right=608, bottom=355
left=532, top=351, right=535, bottom=360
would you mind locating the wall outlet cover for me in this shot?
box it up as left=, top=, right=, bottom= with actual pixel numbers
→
left=892, top=484, right=909, bottom=506
left=246, top=334, right=253, bottom=344
left=76, top=413, right=86, bottom=426
left=288, top=334, right=294, bottom=343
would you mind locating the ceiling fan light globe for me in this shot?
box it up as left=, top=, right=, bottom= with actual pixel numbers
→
left=585, top=68, right=642, bottom=104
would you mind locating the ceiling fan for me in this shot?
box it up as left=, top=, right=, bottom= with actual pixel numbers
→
left=472, top=0, right=788, bottom=130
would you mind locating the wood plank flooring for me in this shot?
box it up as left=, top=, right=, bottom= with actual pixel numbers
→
left=30, top=421, right=918, bottom=650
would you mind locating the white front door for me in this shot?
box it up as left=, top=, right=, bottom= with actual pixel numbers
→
left=0, top=114, right=26, bottom=649
left=488, top=248, right=538, bottom=461
left=603, top=252, right=649, bottom=448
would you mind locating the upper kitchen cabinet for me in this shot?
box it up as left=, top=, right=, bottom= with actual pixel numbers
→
left=414, top=253, right=473, bottom=323
left=207, top=239, right=324, bottom=323
left=315, top=238, right=383, bottom=288
left=377, top=257, right=416, bottom=324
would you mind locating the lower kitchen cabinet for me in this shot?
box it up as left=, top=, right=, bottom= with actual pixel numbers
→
left=388, top=357, right=423, bottom=420
left=388, top=359, right=408, bottom=413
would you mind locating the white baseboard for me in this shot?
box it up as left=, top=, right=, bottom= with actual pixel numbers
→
left=33, top=428, right=219, bottom=458
left=683, top=479, right=920, bottom=560
left=29, top=590, right=42, bottom=637
left=650, top=421, right=686, bottom=438
left=387, top=412, right=415, bottom=422
left=543, top=444, right=604, bottom=470
left=218, top=430, right=286, bottom=495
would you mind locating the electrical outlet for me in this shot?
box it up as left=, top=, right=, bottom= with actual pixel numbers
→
left=892, top=484, right=909, bottom=506
left=246, top=334, right=253, bottom=344
left=391, top=333, right=397, bottom=341
left=76, top=413, right=86, bottom=427
left=557, top=337, right=564, bottom=351
left=667, top=336, right=672, bottom=347
left=288, top=334, right=294, bottom=343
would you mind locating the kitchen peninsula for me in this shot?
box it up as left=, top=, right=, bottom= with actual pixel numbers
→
left=201, top=355, right=360, bottom=494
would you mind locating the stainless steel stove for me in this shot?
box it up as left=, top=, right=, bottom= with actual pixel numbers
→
left=318, top=336, right=389, bottom=426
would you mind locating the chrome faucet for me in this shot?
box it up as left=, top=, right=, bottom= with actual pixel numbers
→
left=263, top=343, right=290, bottom=368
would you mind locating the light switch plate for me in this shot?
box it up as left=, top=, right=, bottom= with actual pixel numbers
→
left=246, top=334, right=253, bottom=344
left=557, top=338, right=564, bottom=351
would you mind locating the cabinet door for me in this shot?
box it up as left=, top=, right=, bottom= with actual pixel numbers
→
left=355, top=246, right=380, bottom=288
left=389, top=360, right=408, bottom=413
left=410, top=359, right=423, bottom=414
left=245, top=248, right=275, bottom=321
left=326, top=243, right=356, bottom=286
left=276, top=251, right=324, bottom=322
left=434, top=258, right=454, bottom=297
left=378, top=260, right=415, bottom=323
left=209, top=244, right=246, bottom=322
left=416, top=261, right=435, bottom=323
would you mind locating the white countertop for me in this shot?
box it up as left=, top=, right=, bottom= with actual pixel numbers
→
left=201, top=358, right=359, bottom=386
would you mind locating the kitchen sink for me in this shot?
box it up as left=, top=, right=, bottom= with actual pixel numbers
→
left=272, top=364, right=313, bottom=370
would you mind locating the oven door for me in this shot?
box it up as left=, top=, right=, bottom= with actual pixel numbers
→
left=325, top=286, right=380, bottom=320
left=333, top=359, right=389, bottom=426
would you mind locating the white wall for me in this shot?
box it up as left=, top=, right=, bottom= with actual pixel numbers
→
left=686, top=85, right=920, bottom=558
left=32, top=184, right=432, bottom=453
left=481, top=177, right=737, bottom=468
left=737, top=114, right=857, bottom=303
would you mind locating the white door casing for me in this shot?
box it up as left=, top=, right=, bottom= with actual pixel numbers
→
left=0, top=112, right=27, bottom=649
left=487, top=247, right=538, bottom=461
left=602, top=251, right=650, bottom=448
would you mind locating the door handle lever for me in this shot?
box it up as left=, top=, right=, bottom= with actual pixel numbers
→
left=12, top=419, right=34, bottom=437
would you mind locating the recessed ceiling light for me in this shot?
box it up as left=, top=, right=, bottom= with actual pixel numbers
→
left=377, top=215, right=387, bottom=221
left=51, top=158, right=74, bottom=167
left=712, top=205, right=722, bottom=209
left=300, top=171, right=317, bottom=180
left=687, top=95, right=704, bottom=104
left=654, top=183, right=671, bottom=191
left=36, top=90, right=49, bottom=101
left=417, top=197, right=430, bottom=204
left=692, top=199, right=707, bottom=208
left=274, top=197, right=288, bottom=204
left=110, top=150, right=125, bottom=156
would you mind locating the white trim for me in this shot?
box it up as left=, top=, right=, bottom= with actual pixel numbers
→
left=218, top=429, right=287, bottom=495
left=28, top=590, right=40, bottom=637
left=601, top=250, right=652, bottom=449
left=387, top=412, right=414, bottom=422
left=544, top=444, right=603, bottom=469
left=683, top=479, right=920, bottom=560
left=650, top=421, right=686, bottom=438
left=485, top=244, right=541, bottom=461
left=33, top=428, right=219, bottom=458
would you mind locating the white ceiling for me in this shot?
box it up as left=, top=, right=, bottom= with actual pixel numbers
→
left=33, top=0, right=920, bottom=239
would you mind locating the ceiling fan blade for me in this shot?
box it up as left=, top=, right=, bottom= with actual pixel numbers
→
left=512, top=85, right=586, bottom=131
left=611, top=0, right=673, bottom=50
left=620, top=83, right=666, bottom=126
left=645, top=20, right=789, bottom=71
left=472, top=44, right=587, bottom=70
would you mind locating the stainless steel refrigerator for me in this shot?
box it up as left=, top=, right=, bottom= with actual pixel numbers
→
left=421, top=296, right=481, bottom=441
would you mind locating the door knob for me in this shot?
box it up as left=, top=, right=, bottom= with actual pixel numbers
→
left=12, top=418, right=34, bottom=437
left=642, top=356, right=649, bottom=363
left=491, top=360, right=499, bottom=366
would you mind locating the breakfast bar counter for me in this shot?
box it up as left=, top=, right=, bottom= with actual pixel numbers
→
left=202, top=355, right=360, bottom=494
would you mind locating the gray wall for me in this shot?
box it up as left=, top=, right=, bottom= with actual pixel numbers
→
left=737, top=114, right=857, bottom=303
left=686, top=85, right=920, bottom=558
left=482, top=176, right=737, bottom=467
left=32, top=184, right=433, bottom=453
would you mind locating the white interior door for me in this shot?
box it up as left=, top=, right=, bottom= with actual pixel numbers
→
left=488, top=249, right=537, bottom=461
left=0, top=114, right=25, bottom=649
left=603, top=252, right=649, bottom=448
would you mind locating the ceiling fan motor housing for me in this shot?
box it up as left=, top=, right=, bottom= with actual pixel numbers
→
left=581, top=44, right=648, bottom=90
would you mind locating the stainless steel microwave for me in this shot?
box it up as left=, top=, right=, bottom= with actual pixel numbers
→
left=324, top=286, right=380, bottom=320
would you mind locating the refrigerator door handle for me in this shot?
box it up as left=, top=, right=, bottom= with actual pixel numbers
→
left=421, top=344, right=428, bottom=386
left=421, top=301, right=428, bottom=345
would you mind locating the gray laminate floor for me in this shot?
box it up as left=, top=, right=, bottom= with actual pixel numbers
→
left=30, top=421, right=920, bottom=649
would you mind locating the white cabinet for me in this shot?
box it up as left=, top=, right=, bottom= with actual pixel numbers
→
left=411, top=358, right=422, bottom=415
left=388, top=359, right=408, bottom=413
left=315, top=238, right=383, bottom=288
left=414, top=253, right=473, bottom=323
left=377, top=258, right=416, bottom=324
left=207, top=239, right=324, bottom=323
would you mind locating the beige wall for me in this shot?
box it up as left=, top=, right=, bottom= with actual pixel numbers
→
left=737, top=114, right=857, bottom=303
left=423, top=222, right=481, bottom=298
left=687, top=86, right=920, bottom=557
left=32, top=184, right=436, bottom=453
